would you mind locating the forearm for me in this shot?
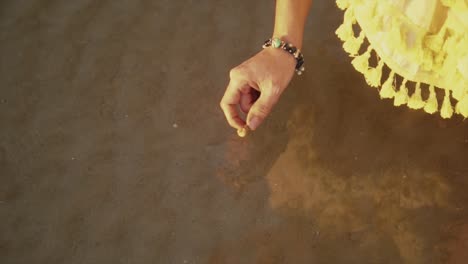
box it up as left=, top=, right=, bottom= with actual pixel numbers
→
left=273, top=0, right=313, bottom=50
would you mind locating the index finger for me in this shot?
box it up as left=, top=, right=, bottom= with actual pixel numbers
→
left=220, top=79, right=248, bottom=130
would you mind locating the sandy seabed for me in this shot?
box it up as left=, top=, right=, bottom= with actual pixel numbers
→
left=1, top=0, right=468, bottom=263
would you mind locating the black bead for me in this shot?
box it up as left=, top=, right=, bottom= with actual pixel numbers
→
left=296, top=59, right=304, bottom=69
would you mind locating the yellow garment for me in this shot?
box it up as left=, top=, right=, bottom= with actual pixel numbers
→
left=336, top=0, right=468, bottom=118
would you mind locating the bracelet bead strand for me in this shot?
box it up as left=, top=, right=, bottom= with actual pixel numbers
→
left=263, top=37, right=305, bottom=75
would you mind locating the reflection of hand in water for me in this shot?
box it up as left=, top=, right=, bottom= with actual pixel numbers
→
left=262, top=107, right=458, bottom=262
left=209, top=135, right=253, bottom=196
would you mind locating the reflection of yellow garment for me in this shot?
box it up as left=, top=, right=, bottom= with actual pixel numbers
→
left=336, top=0, right=468, bottom=118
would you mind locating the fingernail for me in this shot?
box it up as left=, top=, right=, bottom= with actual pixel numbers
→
left=248, top=116, right=261, bottom=130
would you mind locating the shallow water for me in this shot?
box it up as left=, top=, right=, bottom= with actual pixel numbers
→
left=1, top=0, right=467, bottom=263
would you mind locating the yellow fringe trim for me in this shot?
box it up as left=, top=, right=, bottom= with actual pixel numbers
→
left=335, top=23, right=353, bottom=42
left=351, top=45, right=372, bottom=74
left=336, top=0, right=350, bottom=10
left=343, top=31, right=365, bottom=56
left=424, top=85, right=438, bottom=114
left=364, top=58, right=384, bottom=88
left=335, top=7, right=355, bottom=42
left=380, top=71, right=396, bottom=99
left=408, top=82, right=426, bottom=110
left=455, top=94, right=468, bottom=118
left=335, top=0, right=468, bottom=119
left=452, top=77, right=465, bottom=99
left=441, top=89, right=454, bottom=119
left=394, top=79, right=409, bottom=106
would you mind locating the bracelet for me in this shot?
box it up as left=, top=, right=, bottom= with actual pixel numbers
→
left=262, top=37, right=305, bottom=75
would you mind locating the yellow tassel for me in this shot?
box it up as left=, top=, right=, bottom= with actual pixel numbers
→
left=394, top=79, right=409, bottom=106
left=343, top=31, right=365, bottom=56
left=455, top=95, right=468, bottom=118
left=343, top=6, right=355, bottom=23
left=351, top=45, right=372, bottom=74
left=452, top=81, right=465, bottom=101
left=380, top=71, right=396, bottom=99
left=407, top=82, right=426, bottom=109
left=457, top=56, right=468, bottom=82
left=335, top=7, right=355, bottom=42
left=336, top=0, right=350, bottom=10
left=424, top=85, right=438, bottom=114
left=441, top=89, right=454, bottom=119
left=365, top=58, right=384, bottom=88
left=336, top=23, right=353, bottom=42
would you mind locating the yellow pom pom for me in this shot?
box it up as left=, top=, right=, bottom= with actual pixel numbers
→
left=351, top=46, right=372, bottom=74
left=441, top=89, right=454, bottom=119
left=343, top=31, right=365, bottom=56
left=452, top=83, right=465, bottom=100
left=394, top=79, right=409, bottom=106
left=424, top=85, right=438, bottom=114
left=336, top=0, right=350, bottom=10
left=455, top=95, right=468, bottom=118
left=365, top=59, right=384, bottom=88
left=343, top=7, right=356, bottom=24
left=336, top=8, right=356, bottom=42
left=336, top=23, right=353, bottom=42
left=380, top=71, right=396, bottom=99
left=407, top=82, right=426, bottom=109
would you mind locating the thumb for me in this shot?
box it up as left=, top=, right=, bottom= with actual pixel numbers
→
left=246, top=90, right=279, bottom=131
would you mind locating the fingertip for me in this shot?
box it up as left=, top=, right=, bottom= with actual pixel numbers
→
left=246, top=115, right=262, bottom=131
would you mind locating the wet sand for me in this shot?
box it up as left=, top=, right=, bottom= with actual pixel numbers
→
left=1, top=0, right=468, bottom=263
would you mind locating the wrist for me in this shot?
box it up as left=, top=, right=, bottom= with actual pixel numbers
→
left=262, top=37, right=305, bottom=75
left=264, top=46, right=296, bottom=70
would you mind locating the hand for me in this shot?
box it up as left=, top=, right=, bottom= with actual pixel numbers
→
left=220, top=47, right=296, bottom=131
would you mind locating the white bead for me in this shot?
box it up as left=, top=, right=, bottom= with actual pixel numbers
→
left=300, top=66, right=305, bottom=71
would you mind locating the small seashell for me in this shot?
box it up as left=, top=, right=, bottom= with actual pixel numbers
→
left=237, top=126, right=250, bottom=137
